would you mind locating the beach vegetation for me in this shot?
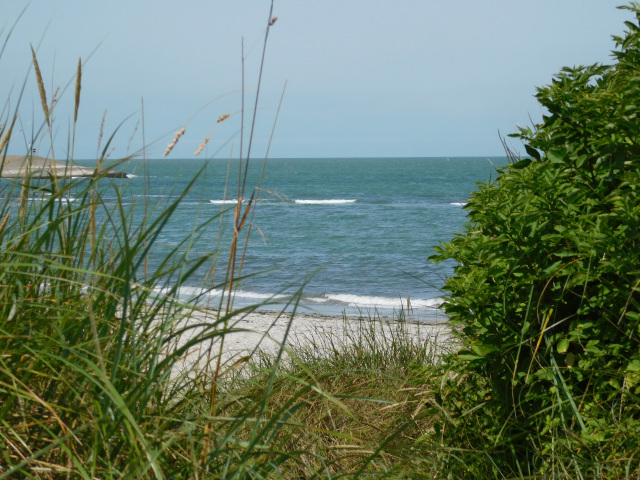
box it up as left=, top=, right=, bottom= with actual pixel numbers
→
left=428, top=4, right=640, bottom=477
left=0, top=4, right=329, bottom=478
left=215, top=316, right=449, bottom=478
left=3, top=1, right=640, bottom=479
left=0, top=3, right=446, bottom=478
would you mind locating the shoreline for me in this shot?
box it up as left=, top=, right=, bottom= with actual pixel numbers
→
left=176, top=292, right=448, bottom=325
left=1, top=155, right=127, bottom=178
left=166, top=307, right=453, bottom=378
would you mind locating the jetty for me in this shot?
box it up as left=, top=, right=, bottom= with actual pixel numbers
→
left=0, top=155, right=127, bottom=179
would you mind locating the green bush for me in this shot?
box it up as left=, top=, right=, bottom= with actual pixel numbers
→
left=429, top=4, right=640, bottom=477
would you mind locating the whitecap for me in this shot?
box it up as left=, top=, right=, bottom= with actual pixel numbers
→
left=153, top=286, right=287, bottom=302
left=322, top=293, right=443, bottom=309
left=209, top=199, right=243, bottom=204
left=294, top=199, right=356, bottom=205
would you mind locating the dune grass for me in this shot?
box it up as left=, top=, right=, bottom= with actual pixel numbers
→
left=0, top=5, right=453, bottom=478
left=0, top=5, right=329, bottom=477
left=226, top=316, right=453, bottom=478
left=0, top=162, right=448, bottom=477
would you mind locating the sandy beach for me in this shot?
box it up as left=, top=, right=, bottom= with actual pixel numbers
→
left=166, top=307, right=453, bottom=378
left=0, top=155, right=127, bottom=178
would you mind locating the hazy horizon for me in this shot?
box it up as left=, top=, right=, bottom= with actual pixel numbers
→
left=1, top=1, right=628, bottom=160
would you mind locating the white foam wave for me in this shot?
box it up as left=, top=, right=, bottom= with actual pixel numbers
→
left=233, top=290, right=288, bottom=300
left=323, top=294, right=443, bottom=310
left=450, top=202, right=466, bottom=206
left=36, top=194, right=77, bottom=203
left=294, top=199, right=356, bottom=205
left=153, top=286, right=287, bottom=301
left=210, top=199, right=243, bottom=204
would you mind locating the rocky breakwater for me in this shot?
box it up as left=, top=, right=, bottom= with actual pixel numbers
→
left=1, top=155, right=127, bottom=179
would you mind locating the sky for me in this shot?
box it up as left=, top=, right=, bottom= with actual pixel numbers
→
left=0, top=1, right=630, bottom=159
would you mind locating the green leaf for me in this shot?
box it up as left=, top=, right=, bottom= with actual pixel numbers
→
left=511, top=158, right=532, bottom=169
left=458, top=353, right=482, bottom=361
left=627, top=360, right=640, bottom=372
left=547, top=150, right=565, bottom=163
left=543, top=260, right=564, bottom=275
left=557, top=338, right=570, bottom=353
left=525, top=144, right=541, bottom=160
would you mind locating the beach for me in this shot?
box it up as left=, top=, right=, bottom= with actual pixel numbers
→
left=0, top=155, right=127, bottom=178
left=167, top=308, right=453, bottom=378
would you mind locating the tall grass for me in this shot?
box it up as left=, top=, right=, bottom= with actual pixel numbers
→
left=0, top=6, right=462, bottom=479
left=217, top=314, right=452, bottom=478
left=0, top=6, right=456, bottom=479
left=0, top=4, right=330, bottom=478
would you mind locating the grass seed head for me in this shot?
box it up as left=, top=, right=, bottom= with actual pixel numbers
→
left=30, top=44, right=50, bottom=126
left=0, top=117, right=16, bottom=154
left=164, top=127, right=186, bottom=157
left=51, top=87, right=61, bottom=109
left=194, top=135, right=210, bottom=156
left=74, top=58, right=82, bottom=124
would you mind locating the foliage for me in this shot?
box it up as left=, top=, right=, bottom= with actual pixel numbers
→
left=0, top=3, right=342, bottom=477
left=0, top=4, right=451, bottom=478
left=428, top=4, right=640, bottom=477
left=225, top=318, right=449, bottom=478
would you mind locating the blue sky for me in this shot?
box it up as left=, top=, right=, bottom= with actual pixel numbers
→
left=0, top=1, right=628, bottom=159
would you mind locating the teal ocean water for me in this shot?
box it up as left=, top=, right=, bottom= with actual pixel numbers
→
left=79, top=157, right=507, bottom=320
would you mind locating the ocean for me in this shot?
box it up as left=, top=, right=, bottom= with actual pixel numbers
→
left=78, top=157, right=507, bottom=321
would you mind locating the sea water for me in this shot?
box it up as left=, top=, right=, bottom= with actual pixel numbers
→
left=76, top=157, right=507, bottom=321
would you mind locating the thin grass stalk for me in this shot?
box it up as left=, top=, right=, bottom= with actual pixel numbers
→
left=200, top=201, right=242, bottom=468
left=90, top=191, right=96, bottom=260
left=196, top=149, right=235, bottom=408
left=236, top=40, right=245, bottom=208
left=239, top=38, right=245, bottom=181
left=225, top=0, right=275, bottom=317
left=242, top=0, right=275, bottom=194
left=96, top=110, right=106, bottom=159
left=142, top=97, right=148, bottom=281
left=0, top=213, right=10, bottom=238
left=70, top=58, right=81, bottom=162
left=0, top=115, right=15, bottom=156
left=18, top=177, right=29, bottom=228
left=205, top=146, right=235, bottom=296
left=201, top=6, right=275, bottom=468
left=237, top=81, right=286, bottom=280
left=0, top=5, right=28, bottom=63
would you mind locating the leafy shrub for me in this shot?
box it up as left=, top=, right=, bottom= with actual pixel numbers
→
left=428, top=4, right=640, bottom=477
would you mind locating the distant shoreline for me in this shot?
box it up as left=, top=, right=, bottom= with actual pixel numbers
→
left=1, top=155, right=127, bottom=178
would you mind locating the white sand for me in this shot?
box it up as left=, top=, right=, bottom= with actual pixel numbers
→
left=165, top=308, right=453, bottom=378
left=1, top=155, right=126, bottom=178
